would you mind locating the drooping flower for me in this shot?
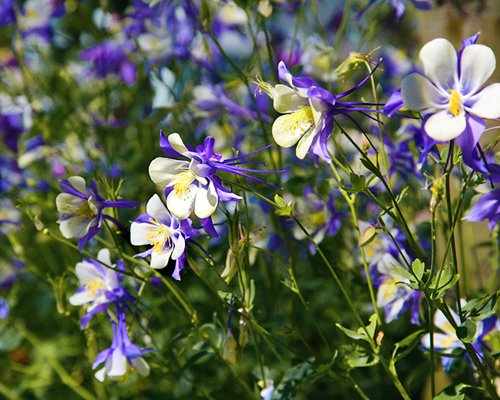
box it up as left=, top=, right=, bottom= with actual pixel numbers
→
left=56, top=176, right=139, bottom=249
left=149, top=131, right=275, bottom=234
left=69, top=248, right=131, bottom=328
left=264, top=61, right=379, bottom=162
left=93, top=305, right=151, bottom=382
left=401, top=36, right=500, bottom=172
left=130, top=194, right=198, bottom=280
left=421, top=305, right=498, bottom=371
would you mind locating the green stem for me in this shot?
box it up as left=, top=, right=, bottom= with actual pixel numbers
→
left=15, top=323, right=96, bottom=400
left=328, top=157, right=381, bottom=325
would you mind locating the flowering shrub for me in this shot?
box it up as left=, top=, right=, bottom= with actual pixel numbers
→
left=0, top=1, right=498, bottom=399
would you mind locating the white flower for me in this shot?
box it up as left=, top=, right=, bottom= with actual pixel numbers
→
left=401, top=38, right=500, bottom=141
left=130, top=194, right=193, bottom=279
left=148, top=133, right=220, bottom=220
left=68, top=249, right=122, bottom=312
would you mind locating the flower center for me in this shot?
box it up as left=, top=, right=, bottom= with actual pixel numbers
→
left=278, top=106, right=314, bottom=137
left=146, top=219, right=172, bottom=254
left=448, top=89, right=462, bottom=117
left=379, top=277, right=401, bottom=301
left=173, top=170, right=196, bottom=199
left=85, top=278, right=105, bottom=297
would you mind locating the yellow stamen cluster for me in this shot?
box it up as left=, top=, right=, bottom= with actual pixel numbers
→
left=85, top=278, right=105, bottom=297
left=146, top=219, right=172, bottom=254
left=448, top=89, right=462, bottom=117
left=278, top=106, right=314, bottom=137
left=380, top=277, right=401, bottom=300
left=173, top=170, right=196, bottom=199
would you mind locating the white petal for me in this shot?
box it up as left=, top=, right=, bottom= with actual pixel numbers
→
left=67, top=176, right=87, bottom=192
left=59, top=218, right=89, bottom=239
left=131, top=357, right=150, bottom=376
left=150, top=248, right=172, bottom=269
left=296, top=123, right=320, bottom=159
left=168, top=133, right=189, bottom=154
left=420, top=38, right=458, bottom=90
left=97, top=249, right=111, bottom=266
left=75, top=260, right=101, bottom=284
left=148, top=157, right=187, bottom=188
left=108, top=350, right=127, bottom=377
left=424, top=110, right=466, bottom=141
left=171, top=235, right=185, bottom=260
left=466, top=83, right=500, bottom=119
left=273, top=84, right=308, bottom=113
left=385, top=297, right=406, bottom=323
left=68, top=290, right=94, bottom=305
left=146, top=194, right=170, bottom=221
left=94, top=367, right=106, bottom=382
left=56, top=193, right=86, bottom=214
left=130, top=222, right=155, bottom=246
left=272, top=114, right=309, bottom=148
left=166, top=185, right=197, bottom=220
left=194, top=181, right=218, bottom=219
left=401, top=73, right=446, bottom=110
left=460, top=44, right=496, bottom=96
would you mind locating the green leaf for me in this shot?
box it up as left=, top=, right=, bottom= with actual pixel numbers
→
left=347, top=173, right=366, bottom=193
left=456, top=319, right=477, bottom=343
left=462, top=293, right=498, bottom=320
left=433, top=383, right=487, bottom=400
left=0, top=326, right=23, bottom=352
left=342, top=345, right=378, bottom=369
left=411, top=259, right=425, bottom=281
left=391, top=329, right=425, bottom=364
left=274, top=194, right=293, bottom=216
left=336, top=323, right=367, bottom=342
left=270, top=359, right=315, bottom=400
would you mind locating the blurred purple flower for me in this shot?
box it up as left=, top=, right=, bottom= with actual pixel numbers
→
left=80, top=40, right=136, bottom=85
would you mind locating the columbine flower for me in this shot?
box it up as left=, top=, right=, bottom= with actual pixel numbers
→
left=130, top=194, right=198, bottom=280
left=149, top=131, right=275, bottom=234
left=264, top=61, right=379, bottom=162
left=401, top=36, right=500, bottom=171
left=56, top=176, right=138, bottom=249
left=421, top=305, right=497, bottom=371
left=68, top=248, right=131, bottom=327
left=93, top=305, right=151, bottom=382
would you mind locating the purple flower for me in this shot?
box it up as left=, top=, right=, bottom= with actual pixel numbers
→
left=359, top=0, right=431, bottom=20
left=267, top=61, right=379, bottom=162
left=93, top=305, right=151, bottom=382
left=464, top=189, right=500, bottom=230
left=0, top=0, right=16, bottom=27
left=149, top=132, right=276, bottom=235
left=56, top=176, right=139, bottom=249
left=69, top=249, right=131, bottom=328
left=130, top=194, right=198, bottom=280
left=401, top=36, right=500, bottom=172
left=0, top=298, right=8, bottom=319
left=80, top=40, right=136, bottom=86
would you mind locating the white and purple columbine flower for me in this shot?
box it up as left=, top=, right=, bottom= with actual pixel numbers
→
left=268, top=61, right=379, bottom=162
left=56, top=176, right=139, bottom=249
left=92, top=305, right=151, bottom=382
left=69, top=248, right=131, bottom=328
left=421, top=305, right=498, bottom=371
left=401, top=35, right=500, bottom=172
left=149, top=131, right=275, bottom=235
left=130, top=194, right=198, bottom=280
